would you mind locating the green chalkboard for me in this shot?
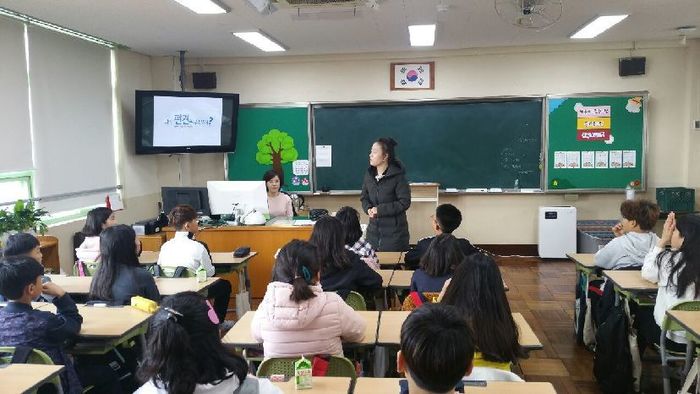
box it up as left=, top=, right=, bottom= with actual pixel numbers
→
left=546, top=93, right=647, bottom=191
left=227, top=106, right=311, bottom=192
left=312, top=99, right=543, bottom=191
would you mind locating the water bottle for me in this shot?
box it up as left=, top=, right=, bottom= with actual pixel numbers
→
left=625, top=184, right=635, bottom=200
left=196, top=265, right=207, bottom=283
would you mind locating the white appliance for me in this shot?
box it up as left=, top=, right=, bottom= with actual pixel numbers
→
left=538, top=206, right=577, bottom=258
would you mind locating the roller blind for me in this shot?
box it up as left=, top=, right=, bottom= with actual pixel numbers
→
left=26, top=26, right=117, bottom=213
left=0, top=18, right=33, bottom=173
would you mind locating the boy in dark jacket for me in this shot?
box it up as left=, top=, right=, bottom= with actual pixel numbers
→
left=0, top=256, right=83, bottom=393
left=404, top=204, right=478, bottom=269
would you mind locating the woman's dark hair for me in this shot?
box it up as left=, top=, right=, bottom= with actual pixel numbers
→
left=262, top=169, right=283, bottom=189
left=374, top=137, right=398, bottom=165
left=419, top=233, right=464, bottom=277
left=3, top=233, right=40, bottom=257
left=89, top=225, right=140, bottom=302
left=400, top=304, right=474, bottom=393
left=441, top=253, right=525, bottom=363
left=168, top=205, right=197, bottom=230
left=81, top=207, right=113, bottom=237
left=335, top=206, right=363, bottom=246
left=620, top=199, right=660, bottom=231
left=309, top=216, right=351, bottom=273
left=273, top=240, right=321, bottom=302
left=656, top=214, right=700, bottom=298
left=138, top=292, right=248, bottom=394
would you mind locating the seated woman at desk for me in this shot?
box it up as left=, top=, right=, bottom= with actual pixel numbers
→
left=75, top=207, right=116, bottom=263
left=263, top=170, right=293, bottom=218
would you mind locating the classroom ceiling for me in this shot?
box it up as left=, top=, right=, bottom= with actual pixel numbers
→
left=0, top=0, right=698, bottom=58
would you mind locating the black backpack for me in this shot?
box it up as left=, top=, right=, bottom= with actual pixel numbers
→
left=593, top=302, right=634, bottom=393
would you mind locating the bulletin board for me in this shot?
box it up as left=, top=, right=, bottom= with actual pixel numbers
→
left=545, top=92, right=647, bottom=192
left=227, top=105, right=311, bottom=193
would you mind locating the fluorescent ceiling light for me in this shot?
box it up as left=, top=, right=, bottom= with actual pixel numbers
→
left=570, top=15, right=628, bottom=39
left=233, top=31, right=286, bottom=52
left=409, top=24, right=436, bottom=47
left=172, top=0, right=230, bottom=14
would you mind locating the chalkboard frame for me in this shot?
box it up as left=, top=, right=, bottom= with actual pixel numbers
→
left=309, top=96, right=547, bottom=193
left=544, top=91, right=649, bottom=193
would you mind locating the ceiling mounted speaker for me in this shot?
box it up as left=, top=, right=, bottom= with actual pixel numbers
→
left=619, top=57, right=646, bottom=77
left=192, top=72, right=217, bottom=89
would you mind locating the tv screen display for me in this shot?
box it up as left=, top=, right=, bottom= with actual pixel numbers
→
left=135, top=90, right=239, bottom=154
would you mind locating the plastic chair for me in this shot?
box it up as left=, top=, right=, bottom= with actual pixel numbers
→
left=0, top=346, right=62, bottom=392
left=159, top=266, right=195, bottom=278
left=344, top=291, right=367, bottom=311
left=73, top=260, right=99, bottom=277
left=256, top=356, right=357, bottom=380
left=659, top=300, right=700, bottom=394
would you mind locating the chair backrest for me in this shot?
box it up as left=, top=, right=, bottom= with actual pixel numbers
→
left=73, top=260, right=100, bottom=277
left=159, top=266, right=195, bottom=278
left=257, top=356, right=357, bottom=380
left=344, top=291, right=367, bottom=311
left=0, top=346, right=62, bottom=391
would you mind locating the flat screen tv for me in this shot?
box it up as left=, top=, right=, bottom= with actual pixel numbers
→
left=135, top=90, right=239, bottom=154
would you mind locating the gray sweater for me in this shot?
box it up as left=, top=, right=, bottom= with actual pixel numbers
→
left=594, top=231, right=660, bottom=270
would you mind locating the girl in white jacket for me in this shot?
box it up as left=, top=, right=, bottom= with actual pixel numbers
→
left=641, top=212, right=700, bottom=348
left=136, top=292, right=281, bottom=394
left=252, top=240, right=366, bottom=358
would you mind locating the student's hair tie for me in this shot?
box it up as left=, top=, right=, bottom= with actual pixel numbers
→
left=162, top=307, right=183, bottom=322
left=205, top=300, right=220, bottom=325
left=298, top=265, right=312, bottom=283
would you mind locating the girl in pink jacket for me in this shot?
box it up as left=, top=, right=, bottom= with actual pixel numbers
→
left=251, top=240, right=366, bottom=358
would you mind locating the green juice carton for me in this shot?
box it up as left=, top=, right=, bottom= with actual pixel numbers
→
left=294, top=355, right=312, bottom=390
left=196, top=265, right=207, bottom=283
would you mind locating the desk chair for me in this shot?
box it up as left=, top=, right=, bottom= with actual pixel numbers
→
left=344, top=291, right=367, bottom=311
left=257, top=356, right=356, bottom=381
left=0, top=346, right=62, bottom=393
left=659, top=301, right=700, bottom=394
left=155, top=266, right=195, bottom=278
left=73, top=261, right=99, bottom=277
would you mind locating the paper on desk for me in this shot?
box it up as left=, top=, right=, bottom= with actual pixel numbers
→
left=315, top=145, right=332, bottom=167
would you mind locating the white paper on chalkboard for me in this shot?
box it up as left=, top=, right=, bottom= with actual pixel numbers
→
left=315, top=145, right=332, bottom=167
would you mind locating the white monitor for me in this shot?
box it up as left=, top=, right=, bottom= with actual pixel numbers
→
left=207, top=181, right=269, bottom=216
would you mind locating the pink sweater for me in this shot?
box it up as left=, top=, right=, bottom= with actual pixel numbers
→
left=251, top=282, right=366, bottom=358
left=267, top=193, right=293, bottom=218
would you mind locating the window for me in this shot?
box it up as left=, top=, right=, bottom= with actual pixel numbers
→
left=0, top=171, right=33, bottom=207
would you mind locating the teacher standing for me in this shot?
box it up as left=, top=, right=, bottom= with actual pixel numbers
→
left=360, top=137, right=411, bottom=251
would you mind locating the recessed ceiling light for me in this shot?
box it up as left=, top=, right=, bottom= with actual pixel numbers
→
left=677, top=26, right=697, bottom=34
left=172, top=0, right=230, bottom=14
left=409, top=24, right=436, bottom=47
left=570, top=15, right=628, bottom=39
left=233, top=31, right=286, bottom=52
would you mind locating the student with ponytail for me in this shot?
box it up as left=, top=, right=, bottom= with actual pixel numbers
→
left=136, top=292, right=281, bottom=393
left=251, top=240, right=366, bottom=358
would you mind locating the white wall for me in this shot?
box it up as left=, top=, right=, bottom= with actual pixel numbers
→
left=144, top=40, right=697, bottom=245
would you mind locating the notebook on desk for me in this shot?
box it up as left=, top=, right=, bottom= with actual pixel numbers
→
left=292, top=219, right=314, bottom=226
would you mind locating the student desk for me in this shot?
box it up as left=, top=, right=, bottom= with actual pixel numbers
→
left=46, top=275, right=221, bottom=296
left=664, top=310, right=700, bottom=392
left=0, top=364, right=64, bottom=394
left=602, top=270, right=658, bottom=306
left=376, top=311, right=543, bottom=350
left=376, top=251, right=404, bottom=268
left=353, top=378, right=556, bottom=393
left=273, top=377, right=351, bottom=393
left=37, top=304, right=151, bottom=354
left=377, top=269, right=394, bottom=288
left=221, top=310, right=380, bottom=349
left=388, top=270, right=413, bottom=290
left=138, top=250, right=159, bottom=265
left=163, top=224, right=312, bottom=299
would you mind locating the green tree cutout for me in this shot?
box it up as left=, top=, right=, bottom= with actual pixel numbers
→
left=255, top=129, right=298, bottom=185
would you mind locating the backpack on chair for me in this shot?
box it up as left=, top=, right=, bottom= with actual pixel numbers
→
left=593, top=301, right=634, bottom=394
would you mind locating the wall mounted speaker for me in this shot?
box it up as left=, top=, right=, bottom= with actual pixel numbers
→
left=192, top=72, right=217, bottom=89
left=619, top=57, right=646, bottom=77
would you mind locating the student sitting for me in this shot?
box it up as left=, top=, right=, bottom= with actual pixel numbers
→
left=595, top=199, right=660, bottom=269
left=75, top=207, right=115, bottom=263
left=0, top=256, right=80, bottom=393
left=440, top=253, right=526, bottom=368
left=157, top=204, right=232, bottom=322
left=136, top=292, right=281, bottom=393
left=639, top=212, right=700, bottom=351
left=336, top=206, right=379, bottom=270
left=410, top=233, right=464, bottom=294
left=404, top=204, right=478, bottom=269
left=89, top=225, right=159, bottom=305
left=1, top=232, right=51, bottom=302
left=309, top=215, right=382, bottom=298
left=251, top=240, right=366, bottom=358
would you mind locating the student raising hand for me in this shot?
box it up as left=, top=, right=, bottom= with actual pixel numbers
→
left=658, top=212, right=676, bottom=247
